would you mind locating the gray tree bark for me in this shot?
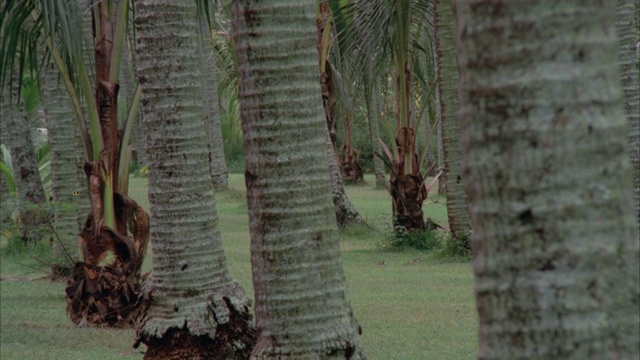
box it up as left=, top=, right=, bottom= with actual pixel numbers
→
left=326, top=121, right=363, bottom=228
left=40, top=61, right=83, bottom=263
left=232, top=0, right=365, bottom=358
left=199, top=19, right=229, bottom=191
left=435, top=0, right=471, bottom=243
left=365, top=72, right=387, bottom=188
left=616, top=0, right=639, bottom=223
left=435, top=86, right=446, bottom=195
left=455, top=0, right=640, bottom=358
left=1, top=78, right=48, bottom=243
left=135, top=0, right=254, bottom=357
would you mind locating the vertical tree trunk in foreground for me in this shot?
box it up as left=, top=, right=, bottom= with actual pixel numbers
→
left=135, top=1, right=255, bottom=358
left=616, top=0, right=639, bottom=223
left=455, top=0, right=640, bottom=358
left=232, top=0, right=365, bottom=358
left=434, top=0, right=471, bottom=244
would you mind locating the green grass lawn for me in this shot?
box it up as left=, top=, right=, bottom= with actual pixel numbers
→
left=0, top=174, right=477, bottom=359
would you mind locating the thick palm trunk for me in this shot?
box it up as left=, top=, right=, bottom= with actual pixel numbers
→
left=435, top=0, right=471, bottom=244
left=40, top=61, right=83, bottom=268
left=616, top=0, right=639, bottom=223
left=135, top=1, right=254, bottom=358
left=199, top=20, right=229, bottom=191
left=232, top=0, right=365, bottom=358
left=455, top=0, right=640, bottom=358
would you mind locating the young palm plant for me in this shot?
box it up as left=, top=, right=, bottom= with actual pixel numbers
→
left=349, top=0, right=439, bottom=233
left=1, top=0, right=149, bottom=327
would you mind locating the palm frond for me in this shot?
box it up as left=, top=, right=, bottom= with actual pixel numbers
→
left=1, top=0, right=84, bottom=100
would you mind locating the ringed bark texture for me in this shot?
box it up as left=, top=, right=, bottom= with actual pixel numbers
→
left=434, top=0, right=471, bottom=243
left=1, top=80, right=48, bottom=243
left=616, top=0, right=640, bottom=223
left=199, top=20, right=229, bottom=191
left=40, top=61, right=83, bottom=264
left=232, top=1, right=365, bottom=358
left=135, top=0, right=254, bottom=357
left=455, top=1, right=640, bottom=358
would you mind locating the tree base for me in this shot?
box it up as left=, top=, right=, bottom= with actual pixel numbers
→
left=391, top=174, right=428, bottom=233
left=65, top=262, right=145, bottom=327
left=142, top=327, right=243, bottom=360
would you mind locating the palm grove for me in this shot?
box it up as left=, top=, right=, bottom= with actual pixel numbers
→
left=1, top=0, right=638, bottom=359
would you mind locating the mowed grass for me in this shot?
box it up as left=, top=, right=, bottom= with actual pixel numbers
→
left=0, top=174, right=477, bottom=359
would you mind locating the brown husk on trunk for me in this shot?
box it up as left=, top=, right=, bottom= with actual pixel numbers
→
left=391, top=173, right=427, bottom=233
left=140, top=322, right=255, bottom=360
left=340, top=143, right=364, bottom=184
left=388, top=127, right=430, bottom=233
left=65, top=187, right=149, bottom=327
left=135, top=283, right=256, bottom=359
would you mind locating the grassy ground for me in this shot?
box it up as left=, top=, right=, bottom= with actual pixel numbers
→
left=0, top=174, right=477, bottom=359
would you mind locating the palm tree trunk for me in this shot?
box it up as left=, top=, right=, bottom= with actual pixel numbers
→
left=435, top=0, right=471, bottom=243
left=455, top=0, right=640, bottom=357
left=199, top=19, right=229, bottom=191
left=1, top=79, right=48, bottom=244
left=135, top=1, right=255, bottom=357
left=365, top=74, right=387, bottom=188
left=40, top=61, right=83, bottom=267
left=326, top=122, right=363, bottom=228
left=232, top=0, right=365, bottom=358
left=119, top=27, right=147, bottom=168
left=317, top=5, right=363, bottom=227
left=616, top=0, right=640, bottom=223
left=436, top=87, right=446, bottom=195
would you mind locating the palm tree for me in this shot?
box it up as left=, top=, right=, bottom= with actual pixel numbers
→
left=39, top=57, right=85, bottom=271
left=434, top=0, right=471, bottom=244
left=232, top=0, right=365, bottom=357
left=616, top=0, right=639, bottom=223
left=455, top=0, right=640, bottom=357
left=318, top=1, right=363, bottom=227
left=365, top=78, right=387, bottom=188
left=0, top=76, right=48, bottom=244
left=198, top=12, right=230, bottom=191
left=133, top=0, right=255, bottom=357
left=2, top=0, right=150, bottom=326
left=351, top=0, right=437, bottom=233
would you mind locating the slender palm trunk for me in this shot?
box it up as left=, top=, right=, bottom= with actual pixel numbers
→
left=616, top=0, right=640, bottom=223
left=436, top=88, right=446, bottom=195
left=199, top=20, right=229, bottom=191
left=40, top=61, right=83, bottom=267
left=1, top=80, right=48, bottom=244
left=119, top=27, right=147, bottom=168
left=232, top=0, right=365, bottom=358
left=317, top=4, right=362, bottom=227
left=365, top=73, right=386, bottom=188
left=135, top=1, right=254, bottom=357
left=434, top=0, right=471, bottom=243
left=326, top=122, right=363, bottom=228
left=455, top=0, right=640, bottom=357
